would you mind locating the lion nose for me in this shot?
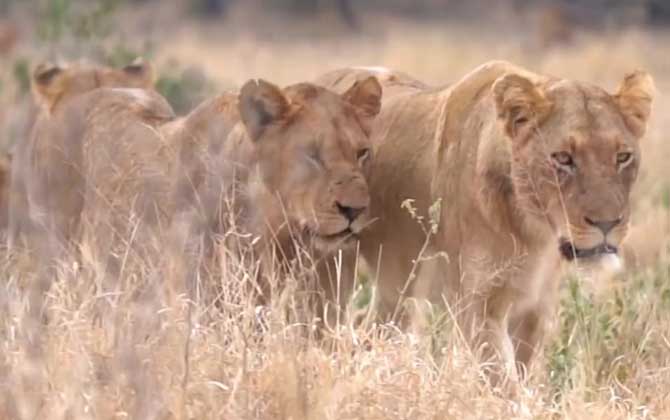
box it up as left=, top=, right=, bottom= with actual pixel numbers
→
left=336, top=202, right=366, bottom=223
left=584, top=216, right=622, bottom=235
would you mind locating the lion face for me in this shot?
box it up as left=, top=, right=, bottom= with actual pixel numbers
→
left=493, top=71, right=654, bottom=263
left=238, top=77, right=382, bottom=253
left=31, top=57, right=155, bottom=113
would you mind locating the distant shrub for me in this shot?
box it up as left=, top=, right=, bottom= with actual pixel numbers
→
left=156, top=64, right=216, bottom=114
left=37, top=0, right=122, bottom=43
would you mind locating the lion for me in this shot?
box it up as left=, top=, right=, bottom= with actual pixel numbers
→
left=168, top=76, right=383, bottom=312
left=317, top=61, right=654, bottom=380
left=7, top=57, right=157, bottom=250
left=12, top=88, right=174, bottom=266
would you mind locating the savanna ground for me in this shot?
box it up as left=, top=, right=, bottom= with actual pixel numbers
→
left=1, top=1, right=670, bottom=419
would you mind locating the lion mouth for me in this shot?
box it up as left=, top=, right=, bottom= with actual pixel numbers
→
left=558, top=240, right=618, bottom=261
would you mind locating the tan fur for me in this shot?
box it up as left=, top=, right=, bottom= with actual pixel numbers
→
left=11, top=88, right=174, bottom=263
left=169, top=77, right=383, bottom=311
left=7, top=58, right=158, bottom=250
left=317, top=61, right=654, bottom=380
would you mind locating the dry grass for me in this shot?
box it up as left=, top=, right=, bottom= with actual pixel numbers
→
left=1, top=6, right=670, bottom=419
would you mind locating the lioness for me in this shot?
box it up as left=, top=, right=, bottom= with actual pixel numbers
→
left=317, top=61, right=654, bottom=379
left=168, top=77, right=382, bottom=313
left=7, top=58, right=157, bottom=250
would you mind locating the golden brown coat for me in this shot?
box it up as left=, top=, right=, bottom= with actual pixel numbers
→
left=317, top=61, right=654, bottom=379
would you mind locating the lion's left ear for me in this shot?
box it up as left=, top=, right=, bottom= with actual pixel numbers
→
left=493, top=73, right=552, bottom=141
left=342, top=76, right=382, bottom=136
left=614, top=71, right=655, bottom=138
left=238, top=79, right=291, bottom=141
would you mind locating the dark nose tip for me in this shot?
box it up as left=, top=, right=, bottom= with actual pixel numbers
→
left=584, top=216, right=622, bottom=235
left=336, top=202, right=366, bottom=223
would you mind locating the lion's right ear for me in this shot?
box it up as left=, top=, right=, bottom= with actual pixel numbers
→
left=493, top=73, right=552, bottom=141
left=32, top=62, right=68, bottom=111
left=238, top=79, right=290, bottom=141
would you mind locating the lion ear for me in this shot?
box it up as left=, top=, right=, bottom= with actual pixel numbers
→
left=614, top=71, right=655, bottom=138
left=122, top=57, right=156, bottom=87
left=493, top=73, right=552, bottom=141
left=342, top=76, right=382, bottom=136
left=32, top=62, right=68, bottom=111
left=238, top=79, right=290, bottom=141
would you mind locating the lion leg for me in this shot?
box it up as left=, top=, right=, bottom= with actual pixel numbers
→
left=509, top=307, right=546, bottom=377
left=465, top=294, right=518, bottom=387
left=475, top=315, right=517, bottom=386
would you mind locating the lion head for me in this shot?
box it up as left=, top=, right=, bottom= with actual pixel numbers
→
left=237, top=77, right=382, bottom=253
left=492, top=70, right=654, bottom=264
left=31, top=57, right=155, bottom=113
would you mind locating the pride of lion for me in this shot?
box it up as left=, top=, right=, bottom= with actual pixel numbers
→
left=2, top=56, right=654, bottom=384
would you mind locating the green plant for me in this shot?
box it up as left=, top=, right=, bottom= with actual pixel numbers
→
left=547, top=261, right=670, bottom=401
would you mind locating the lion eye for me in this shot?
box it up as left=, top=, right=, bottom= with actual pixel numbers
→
left=551, top=151, right=574, bottom=168
left=616, top=152, right=633, bottom=167
left=357, top=148, right=371, bottom=165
